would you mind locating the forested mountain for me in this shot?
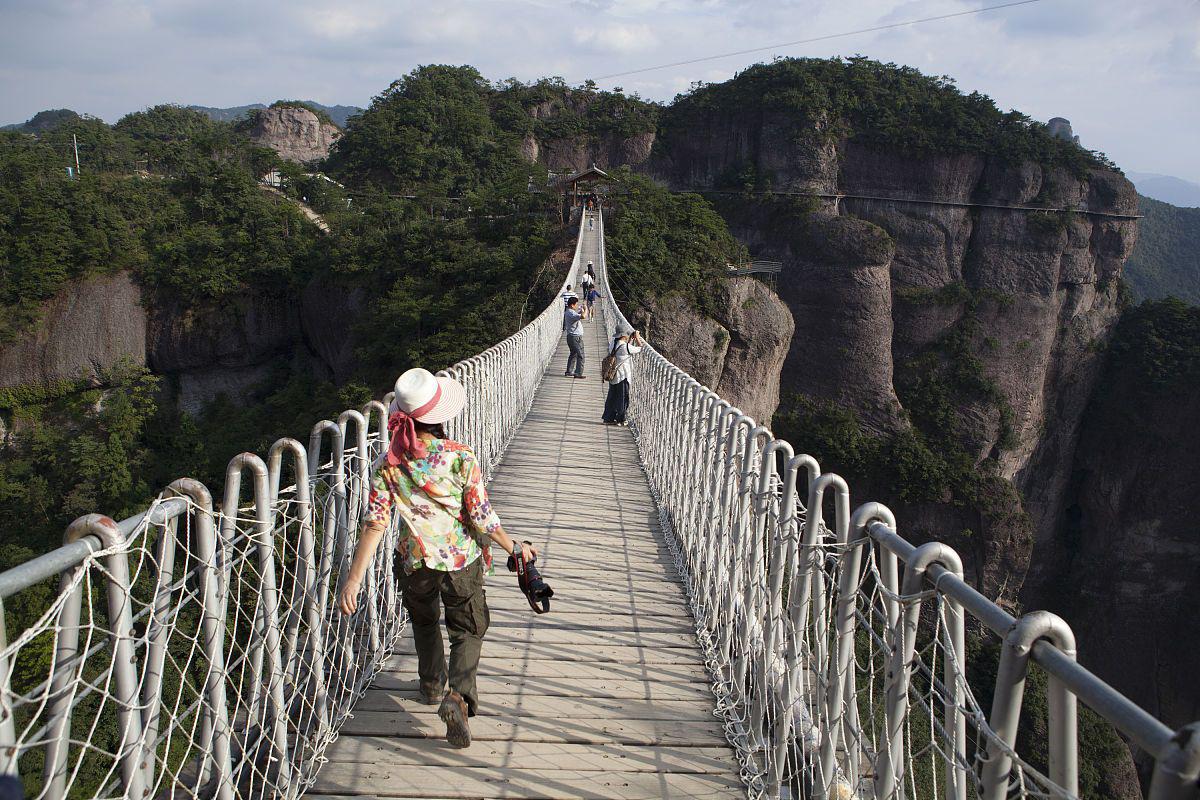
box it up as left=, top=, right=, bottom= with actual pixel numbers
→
left=1124, top=194, right=1200, bottom=304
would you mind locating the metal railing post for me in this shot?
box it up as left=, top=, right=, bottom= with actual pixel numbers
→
left=0, top=599, right=17, bottom=780
left=222, top=454, right=293, bottom=795
left=269, top=438, right=330, bottom=738
left=1149, top=723, right=1200, bottom=800
left=812, top=475, right=854, bottom=800
left=64, top=514, right=147, bottom=800
left=980, top=610, right=1078, bottom=800
left=872, top=535, right=965, bottom=800
left=168, top=479, right=235, bottom=800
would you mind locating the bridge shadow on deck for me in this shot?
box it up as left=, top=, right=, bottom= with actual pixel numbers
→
left=305, top=223, right=742, bottom=799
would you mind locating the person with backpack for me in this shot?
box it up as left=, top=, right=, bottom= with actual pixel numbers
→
left=580, top=265, right=596, bottom=316
left=563, top=296, right=586, bottom=378
left=338, top=367, right=537, bottom=749
left=602, top=327, right=644, bottom=425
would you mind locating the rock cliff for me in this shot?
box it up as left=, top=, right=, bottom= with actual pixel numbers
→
left=0, top=269, right=361, bottom=413
left=648, top=108, right=1139, bottom=602
left=0, top=272, right=146, bottom=389
left=247, top=105, right=342, bottom=164
left=1034, top=304, right=1200, bottom=744
left=517, top=93, right=656, bottom=173
left=634, top=276, right=794, bottom=425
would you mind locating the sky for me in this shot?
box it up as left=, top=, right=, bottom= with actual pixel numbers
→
left=2, top=0, right=1198, bottom=182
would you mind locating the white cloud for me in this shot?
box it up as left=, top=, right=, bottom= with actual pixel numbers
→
left=572, top=22, right=658, bottom=52
left=1, top=0, right=1197, bottom=181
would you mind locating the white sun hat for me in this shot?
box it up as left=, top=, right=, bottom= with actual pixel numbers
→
left=391, top=368, right=466, bottom=424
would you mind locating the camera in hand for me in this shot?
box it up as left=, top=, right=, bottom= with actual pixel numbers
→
left=507, top=541, right=554, bottom=614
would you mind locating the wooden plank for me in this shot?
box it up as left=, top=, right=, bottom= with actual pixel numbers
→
left=393, top=639, right=706, bottom=665
left=307, top=764, right=744, bottom=799
left=370, top=674, right=715, bottom=701
left=383, top=657, right=711, bottom=683
left=354, top=690, right=719, bottom=721
left=339, top=709, right=728, bottom=746
left=319, top=738, right=735, bottom=773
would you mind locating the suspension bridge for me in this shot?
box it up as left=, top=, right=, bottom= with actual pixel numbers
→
left=0, top=209, right=1196, bottom=800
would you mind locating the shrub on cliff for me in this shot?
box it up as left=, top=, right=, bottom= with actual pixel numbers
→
left=662, top=56, right=1113, bottom=176
left=603, top=169, right=747, bottom=316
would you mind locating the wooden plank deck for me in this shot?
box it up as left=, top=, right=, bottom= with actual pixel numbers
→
left=306, top=218, right=743, bottom=798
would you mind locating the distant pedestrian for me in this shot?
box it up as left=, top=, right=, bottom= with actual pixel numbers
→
left=585, top=286, right=601, bottom=319
left=603, top=327, right=644, bottom=425
left=561, top=284, right=578, bottom=306
left=563, top=297, right=586, bottom=378
left=338, top=368, right=537, bottom=749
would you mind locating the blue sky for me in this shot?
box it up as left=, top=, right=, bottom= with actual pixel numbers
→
left=2, top=0, right=1198, bottom=182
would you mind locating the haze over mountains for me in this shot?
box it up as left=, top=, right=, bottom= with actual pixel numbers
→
left=2, top=101, right=363, bottom=131
left=1127, top=171, right=1200, bottom=208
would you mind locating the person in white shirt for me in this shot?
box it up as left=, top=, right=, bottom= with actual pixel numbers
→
left=563, top=297, right=586, bottom=378
left=580, top=266, right=596, bottom=318
left=561, top=285, right=579, bottom=306
left=603, top=326, right=644, bottom=425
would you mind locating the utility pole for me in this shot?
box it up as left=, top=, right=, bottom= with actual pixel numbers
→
left=72, top=134, right=81, bottom=175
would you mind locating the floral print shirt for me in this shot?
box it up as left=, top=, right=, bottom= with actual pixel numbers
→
left=365, top=438, right=501, bottom=575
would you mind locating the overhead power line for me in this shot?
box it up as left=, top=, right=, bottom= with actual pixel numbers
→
left=588, top=0, right=1046, bottom=82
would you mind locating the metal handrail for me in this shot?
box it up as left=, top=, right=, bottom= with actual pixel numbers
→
left=592, top=203, right=1199, bottom=800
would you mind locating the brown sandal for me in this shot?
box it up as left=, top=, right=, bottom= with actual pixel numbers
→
left=438, top=690, right=471, bottom=748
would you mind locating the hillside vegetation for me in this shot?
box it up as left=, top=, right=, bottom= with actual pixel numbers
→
left=0, top=107, right=321, bottom=343
left=1124, top=195, right=1200, bottom=304
left=660, top=56, right=1115, bottom=178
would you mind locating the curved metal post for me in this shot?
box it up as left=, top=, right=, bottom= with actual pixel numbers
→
left=872, top=534, right=966, bottom=800
left=980, top=610, right=1078, bottom=800
left=66, top=515, right=147, bottom=800
left=361, top=401, right=389, bottom=462
left=812, top=474, right=853, bottom=800
left=1149, top=723, right=1200, bottom=800
left=168, top=479, right=235, bottom=800
left=309, top=420, right=346, bottom=615
left=138, top=501, right=189, bottom=791
left=268, top=438, right=330, bottom=737
left=222, top=453, right=293, bottom=794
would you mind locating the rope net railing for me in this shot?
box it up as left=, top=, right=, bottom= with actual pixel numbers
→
left=591, top=206, right=1197, bottom=800
left=0, top=212, right=588, bottom=799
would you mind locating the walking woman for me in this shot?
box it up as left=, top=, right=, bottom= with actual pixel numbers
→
left=603, top=326, right=644, bottom=425
left=339, top=367, right=536, bottom=748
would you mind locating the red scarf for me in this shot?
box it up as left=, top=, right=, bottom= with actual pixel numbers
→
left=387, top=385, right=442, bottom=465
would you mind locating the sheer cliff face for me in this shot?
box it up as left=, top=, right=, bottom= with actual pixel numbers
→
left=648, top=115, right=1138, bottom=600
left=518, top=95, right=655, bottom=173
left=1049, top=370, right=1200, bottom=736
left=247, top=106, right=342, bottom=164
left=632, top=277, right=795, bottom=426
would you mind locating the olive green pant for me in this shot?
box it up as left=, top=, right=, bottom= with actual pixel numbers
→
left=394, top=558, right=490, bottom=716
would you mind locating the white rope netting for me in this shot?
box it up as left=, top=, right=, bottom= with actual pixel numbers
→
left=0, top=211, right=587, bottom=800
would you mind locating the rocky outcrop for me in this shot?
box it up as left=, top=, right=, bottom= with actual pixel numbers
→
left=530, top=131, right=655, bottom=173
left=647, top=109, right=1139, bottom=599
left=1037, top=342, right=1200, bottom=739
left=519, top=94, right=655, bottom=173
left=247, top=106, right=341, bottom=164
left=300, top=275, right=368, bottom=383
left=0, top=272, right=147, bottom=388
left=632, top=277, right=794, bottom=426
